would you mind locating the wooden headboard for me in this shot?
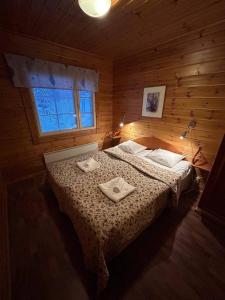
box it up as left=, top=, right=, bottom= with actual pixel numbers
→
left=134, top=137, right=183, bottom=154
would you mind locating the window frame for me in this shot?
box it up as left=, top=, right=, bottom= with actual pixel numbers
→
left=30, top=88, right=96, bottom=137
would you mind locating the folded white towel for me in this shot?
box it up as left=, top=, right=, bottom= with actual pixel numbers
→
left=77, top=158, right=100, bottom=172
left=99, top=177, right=136, bottom=203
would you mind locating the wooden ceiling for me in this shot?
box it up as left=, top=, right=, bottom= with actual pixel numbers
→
left=0, top=0, right=225, bottom=59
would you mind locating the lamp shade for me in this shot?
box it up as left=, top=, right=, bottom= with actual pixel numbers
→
left=78, top=0, right=111, bottom=17
left=179, top=131, right=188, bottom=140
left=119, top=112, right=125, bottom=128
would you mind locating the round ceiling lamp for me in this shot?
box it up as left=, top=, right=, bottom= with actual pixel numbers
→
left=78, top=0, right=111, bottom=18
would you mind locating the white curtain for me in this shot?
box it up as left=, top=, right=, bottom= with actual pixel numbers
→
left=4, top=53, right=99, bottom=92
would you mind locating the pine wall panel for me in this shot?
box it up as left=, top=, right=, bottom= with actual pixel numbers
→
left=0, top=31, right=113, bottom=182
left=0, top=173, right=11, bottom=299
left=113, top=21, right=225, bottom=166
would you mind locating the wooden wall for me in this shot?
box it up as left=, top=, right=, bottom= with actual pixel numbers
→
left=0, top=31, right=113, bottom=182
left=1, top=18, right=225, bottom=180
left=113, top=20, right=225, bottom=166
left=0, top=173, right=11, bottom=299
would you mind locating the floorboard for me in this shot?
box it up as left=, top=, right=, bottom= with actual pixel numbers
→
left=7, top=173, right=225, bottom=300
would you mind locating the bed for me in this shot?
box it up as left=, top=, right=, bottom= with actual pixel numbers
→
left=46, top=137, right=193, bottom=292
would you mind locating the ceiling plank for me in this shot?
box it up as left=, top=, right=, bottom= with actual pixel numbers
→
left=0, top=0, right=225, bottom=59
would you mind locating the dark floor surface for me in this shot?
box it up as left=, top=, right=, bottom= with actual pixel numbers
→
left=8, top=174, right=225, bottom=300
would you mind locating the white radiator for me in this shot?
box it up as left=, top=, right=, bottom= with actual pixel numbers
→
left=43, top=142, right=98, bottom=165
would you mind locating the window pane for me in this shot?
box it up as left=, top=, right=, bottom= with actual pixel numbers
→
left=58, top=114, right=77, bottom=130
left=79, top=91, right=93, bottom=113
left=32, top=88, right=77, bottom=134
left=81, top=113, right=94, bottom=128
left=79, top=91, right=94, bottom=128
left=39, top=115, right=59, bottom=132
left=55, top=90, right=75, bottom=113
left=33, top=88, right=56, bottom=115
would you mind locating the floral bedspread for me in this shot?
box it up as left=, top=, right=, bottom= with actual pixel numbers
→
left=47, top=148, right=182, bottom=292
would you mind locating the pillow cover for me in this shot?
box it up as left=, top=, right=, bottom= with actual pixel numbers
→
left=136, top=149, right=153, bottom=158
left=118, top=140, right=147, bottom=154
left=146, top=148, right=185, bottom=168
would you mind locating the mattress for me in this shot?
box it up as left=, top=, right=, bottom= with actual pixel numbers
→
left=47, top=148, right=183, bottom=292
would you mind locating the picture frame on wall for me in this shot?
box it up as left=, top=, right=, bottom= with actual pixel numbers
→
left=142, top=85, right=166, bottom=118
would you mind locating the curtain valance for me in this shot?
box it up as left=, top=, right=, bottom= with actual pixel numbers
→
left=4, top=53, right=99, bottom=92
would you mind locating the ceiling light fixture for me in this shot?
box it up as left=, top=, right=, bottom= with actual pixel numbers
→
left=78, top=0, right=111, bottom=18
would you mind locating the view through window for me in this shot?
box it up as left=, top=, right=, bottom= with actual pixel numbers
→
left=32, top=88, right=95, bottom=134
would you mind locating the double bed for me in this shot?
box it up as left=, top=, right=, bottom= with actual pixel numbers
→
left=46, top=137, right=193, bottom=292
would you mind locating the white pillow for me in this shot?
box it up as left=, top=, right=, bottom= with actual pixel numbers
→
left=146, top=149, right=185, bottom=168
left=118, top=140, right=147, bottom=154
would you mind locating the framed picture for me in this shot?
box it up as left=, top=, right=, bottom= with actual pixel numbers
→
left=142, top=85, right=166, bottom=118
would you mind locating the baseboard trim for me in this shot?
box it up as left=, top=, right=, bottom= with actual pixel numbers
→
left=194, top=207, right=225, bottom=227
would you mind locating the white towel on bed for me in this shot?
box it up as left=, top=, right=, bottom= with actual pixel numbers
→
left=77, top=158, right=100, bottom=172
left=99, top=177, right=136, bottom=203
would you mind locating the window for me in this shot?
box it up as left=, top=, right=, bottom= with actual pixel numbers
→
left=32, top=88, right=95, bottom=135
left=79, top=90, right=95, bottom=128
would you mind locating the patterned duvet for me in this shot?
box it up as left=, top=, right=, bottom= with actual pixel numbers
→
left=47, top=147, right=182, bottom=292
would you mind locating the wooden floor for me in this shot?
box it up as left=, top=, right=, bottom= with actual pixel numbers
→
left=8, top=174, right=225, bottom=300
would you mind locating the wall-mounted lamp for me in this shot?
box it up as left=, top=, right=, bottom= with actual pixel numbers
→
left=179, top=119, right=208, bottom=166
left=179, top=131, right=188, bottom=140
left=119, top=112, right=125, bottom=128
left=106, top=112, right=125, bottom=139
left=179, top=119, right=197, bottom=140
